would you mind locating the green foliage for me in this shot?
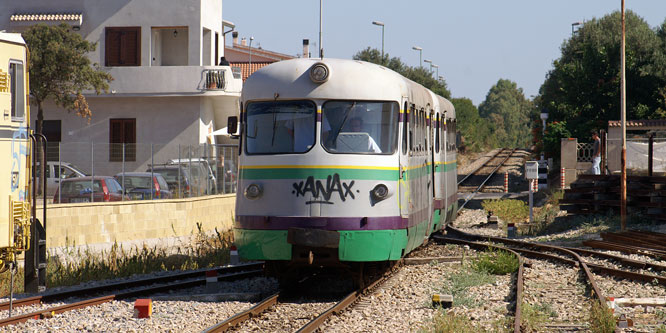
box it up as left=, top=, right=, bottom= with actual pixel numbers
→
left=542, top=121, right=572, bottom=159
left=426, top=310, right=479, bottom=333
left=539, top=11, right=666, bottom=144
left=520, top=302, right=553, bottom=331
left=22, top=24, right=113, bottom=132
left=479, top=79, right=534, bottom=148
left=353, top=47, right=451, bottom=99
left=452, top=97, right=497, bottom=152
left=482, top=199, right=529, bottom=223
left=472, top=247, right=520, bottom=275
left=442, top=269, right=495, bottom=308
left=0, top=225, right=233, bottom=296
left=589, top=301, right=615, bottom=333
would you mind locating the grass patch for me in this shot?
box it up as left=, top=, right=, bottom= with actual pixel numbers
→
left=471, top=247, right=520, bottom=275
left=425, top=310, right=478, bottom=333
left=588, top=300, right=615, bottom=333
left=1, top=223, right=233, bottom=297
left=482, top=199, right=528, bottom=223
left=441, top=268, right=495, bottom=308
left=520, top=302, right=554, bottom=331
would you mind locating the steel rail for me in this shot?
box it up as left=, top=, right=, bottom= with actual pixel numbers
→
left=0, top=262, right=263, bottom=311
left=458, top=148, right=517, bottom=212
left=565, top=247, right=666, bottom=272
left=0, top=269, right=263, bottom=328
left=202, top=292, right=280, bottom=333
left=444, top=226, right=606, bottom=305
left=457, top=148, right=506, bottom=186
left=431, top=235, right=523, bottom=333
left=296, top=269, right=390, bottom=333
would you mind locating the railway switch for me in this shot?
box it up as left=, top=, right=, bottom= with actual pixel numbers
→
left=133, top=299, right=152, bottom=318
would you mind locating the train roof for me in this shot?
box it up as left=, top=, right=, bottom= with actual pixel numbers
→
left=242, top=58, right=454, bottom=117
left=0, top=32, right=26, bottom=46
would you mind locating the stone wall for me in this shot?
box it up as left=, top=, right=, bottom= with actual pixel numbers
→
left=37, top=194, right=236, bottom=249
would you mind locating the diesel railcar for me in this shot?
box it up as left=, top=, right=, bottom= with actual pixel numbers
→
left=0, top=32, right=32, bottom=272
left=232, top=58, right=457, bottom=278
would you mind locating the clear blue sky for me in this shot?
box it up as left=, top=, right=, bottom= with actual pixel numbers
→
left=223, top=1, right=666, bottom=106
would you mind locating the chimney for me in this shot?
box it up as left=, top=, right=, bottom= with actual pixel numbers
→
left=302, top=39, right=309, bottom=58
left=232, top=31, right=238, bottom=45
left=240, top=37, right=247, bottom=46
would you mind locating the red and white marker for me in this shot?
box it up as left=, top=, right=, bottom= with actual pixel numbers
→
left=230, top=245, right=239, bottom=265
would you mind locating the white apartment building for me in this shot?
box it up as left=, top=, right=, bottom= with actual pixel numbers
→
left=0, top=0, right=241, bottom=176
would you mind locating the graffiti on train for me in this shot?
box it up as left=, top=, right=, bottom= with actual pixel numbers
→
left=292, top=173, right=358, bottom=204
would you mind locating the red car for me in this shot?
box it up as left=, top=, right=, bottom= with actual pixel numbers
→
left=53, top=176, right=128, bottom=203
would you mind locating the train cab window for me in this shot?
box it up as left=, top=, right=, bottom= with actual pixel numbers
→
left=9, top=61, right=25, bottom=120
left=401, top=102, right=408, bottom=155
left=245, top=100, right=316, bottom=155
left=321, top=101, right=399, bottom=154
left=435, top=113, right=440, bottom=153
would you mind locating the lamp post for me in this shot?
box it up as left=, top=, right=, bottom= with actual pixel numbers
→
left=372, top=21, right=385, bottom=63
left=248, top=36, right=254, bottom=70
left=424, top=59, right=432, bottom=74
left=438, top=75, right=444, bottom=82
left=571, top=21, right=582, bottom=36
left=432, top=64, right=439, bottom=78
left=539, top=112, right=548, bottom=161
left=412, top=46, right=422, bottom=67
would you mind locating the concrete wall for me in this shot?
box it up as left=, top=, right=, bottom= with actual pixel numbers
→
left=37, top=194, right=235, bottom=249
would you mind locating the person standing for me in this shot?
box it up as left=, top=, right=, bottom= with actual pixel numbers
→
left=591, top=131, right=601, bottom=175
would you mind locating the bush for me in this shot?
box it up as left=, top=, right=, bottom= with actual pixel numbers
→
left=472, top=247, right=520, bottom=275
left=482, top=199, right=529, bottom=223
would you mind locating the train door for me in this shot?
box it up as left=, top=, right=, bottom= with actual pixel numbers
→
left=424, top=109, right=434, bottom=241
left=399, top=99, right=409, bottom=219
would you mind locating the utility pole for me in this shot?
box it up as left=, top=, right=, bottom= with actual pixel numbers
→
left=620, top=0, right=627, bottom=231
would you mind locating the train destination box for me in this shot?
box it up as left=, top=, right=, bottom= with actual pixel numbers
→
left=525, top=161, right=539, bottom=180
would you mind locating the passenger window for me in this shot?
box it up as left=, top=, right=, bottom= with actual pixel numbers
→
left=401, top=102, right=408, bottom=155
left=9, top=61, right=25, bottom=120
left=408, top=105, right=414, bottom=153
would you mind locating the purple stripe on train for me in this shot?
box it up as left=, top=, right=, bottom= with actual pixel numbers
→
left=235, top=215, right=409, bottom=231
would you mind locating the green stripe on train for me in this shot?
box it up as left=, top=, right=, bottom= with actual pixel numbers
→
left=240, top=168, right=399, bottom=180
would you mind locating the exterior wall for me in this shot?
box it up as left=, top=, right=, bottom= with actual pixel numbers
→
left=37, top=194, right=235, bottom=248
left=35, top=96, right=201, bottom=175
left=607, top=126, right=622, bottom=173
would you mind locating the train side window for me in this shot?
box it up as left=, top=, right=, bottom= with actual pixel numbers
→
left=401, top=102, right=408, bottom=155
left=435, top=113, right=440, bottom=153
left=9, top=60, right=25, bottom=120
left=408, top=104, right=414, bottom=153
left=419, top=109, right=424, bottom=152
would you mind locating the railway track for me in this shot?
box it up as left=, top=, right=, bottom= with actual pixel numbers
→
left=203, top=266, right=396, bottom=332
left=0, top=263, right=263, bottom=328
left=458, top=148, right=518, bottom=211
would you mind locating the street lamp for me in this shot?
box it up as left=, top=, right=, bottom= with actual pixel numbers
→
left=571, top=21, right=582, bottom=36
left=412, top=46, right=422, bottom=67
left=423, top=59, right=432, bottom=74
left=249, top=36, right=254, bottom=69
left=372, top=21, right=385, bottom=63
left=432, top=64, right=439, bottom=78
left=438, top=75, right=444, bottom=82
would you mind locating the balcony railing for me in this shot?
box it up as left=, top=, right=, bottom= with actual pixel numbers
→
left=203, top=69, right=226, bottom=90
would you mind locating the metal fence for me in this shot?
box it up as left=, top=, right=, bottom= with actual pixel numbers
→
left=41, top=142, right=238, bottom=203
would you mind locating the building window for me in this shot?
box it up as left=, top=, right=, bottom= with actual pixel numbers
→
left=105, top=27, right=141, bottom=66
left=9, top=61, right=25, bottom=120
left=109, top=119, right=136, bottom=161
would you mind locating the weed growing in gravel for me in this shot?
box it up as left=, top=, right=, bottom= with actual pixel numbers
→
left=520, top=302, right=550, bottom=331
left=588, top=300, right=615, bottom=333
left=472, top=247, right=519, bottom=275
left=482, top=199, right=528, bottom=223
left=0, top=223, right=233, bottom=296
left=441, top=268, right=495, bottom=308
left=425, top=309, right=478, bottom=333
left=657, top=325, right=666, bottom=333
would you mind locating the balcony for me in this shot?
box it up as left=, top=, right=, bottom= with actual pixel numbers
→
left=99, top=66, right=242, bottom=96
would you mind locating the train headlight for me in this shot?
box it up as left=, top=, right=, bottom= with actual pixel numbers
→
left=309, top=62, right=330, bottom=83
left=371, top=184, right=389, bottom=201
left=245, top=184, right=263, bottom=200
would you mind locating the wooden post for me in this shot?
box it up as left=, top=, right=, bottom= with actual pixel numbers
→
left=620, top=0, right=627, bottom=231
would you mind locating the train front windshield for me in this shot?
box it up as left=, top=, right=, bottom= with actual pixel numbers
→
left=245, top=100, right=317, bottom=154
left=322, top=101, right=399, bottom=154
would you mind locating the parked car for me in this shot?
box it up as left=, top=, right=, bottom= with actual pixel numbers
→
left=115, top=172, right=173, bottom=200
left=36, top=162, right=88, bottom=197
left=146, top=165, right=192, bottom=198
left=168, top=158, right=216, bottom=195
left=220, top=158, right=237, bottom=193
left=53, top=176, right=127, bottom=203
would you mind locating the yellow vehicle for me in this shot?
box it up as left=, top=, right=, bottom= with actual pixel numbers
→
left=0, top=32, right=32, bottom=272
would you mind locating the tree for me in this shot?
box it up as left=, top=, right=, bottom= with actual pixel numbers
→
left=451, top=97, right=497, bottom=152
left=478, top=79, right=533, bottom=148
left=353, top=47, right=450, bottom=99
left=22, top=24, right=113, bottom=134
left=539, top=11, right=666, bottom=142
